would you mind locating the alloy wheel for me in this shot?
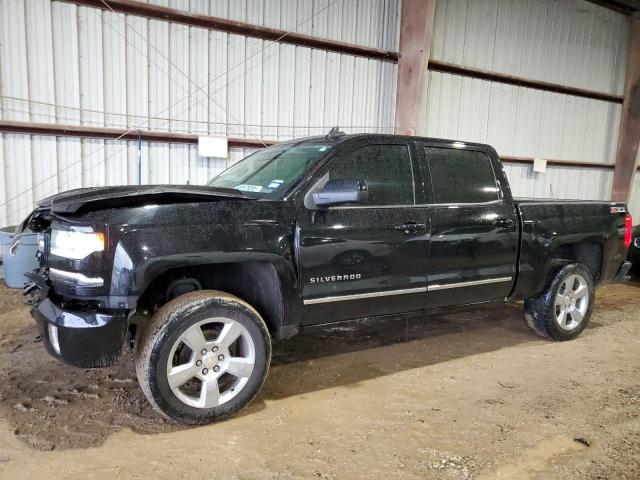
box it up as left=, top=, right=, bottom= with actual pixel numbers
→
left=553, top=274, right=589, bottom=331
left=166, top=318, right=256, bottom=408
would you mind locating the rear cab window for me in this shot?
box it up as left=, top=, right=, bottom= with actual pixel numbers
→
left=424, top=146, right=500, bottom=204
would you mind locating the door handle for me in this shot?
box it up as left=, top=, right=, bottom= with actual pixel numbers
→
left=493, top=218, right=515, bottom=228
left=395, top=222, right=425, bottom=233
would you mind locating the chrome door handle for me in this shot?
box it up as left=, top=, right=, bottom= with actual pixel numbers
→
left=395, top=222, right=425, bottom=232
left=493, top=218, right=515, bottom=228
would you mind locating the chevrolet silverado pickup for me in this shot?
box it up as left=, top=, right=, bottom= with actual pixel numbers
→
left=17, top=132, right=633, bottom=424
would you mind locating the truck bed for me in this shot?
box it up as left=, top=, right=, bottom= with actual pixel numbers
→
left=510, top=198, right=628, bottom=301
left=514, top=198, right=624, bottom=205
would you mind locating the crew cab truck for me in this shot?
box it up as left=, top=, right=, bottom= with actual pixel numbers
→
left=20, top=133, right=633, bottom=424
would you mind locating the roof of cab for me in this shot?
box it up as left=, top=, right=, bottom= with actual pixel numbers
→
left=278, top=132, right=495, bottom=152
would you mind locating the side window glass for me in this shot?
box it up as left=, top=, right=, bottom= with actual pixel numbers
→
left=425, top=147, right=499, bottom=204
left=329, top=144, right=415, bottom=206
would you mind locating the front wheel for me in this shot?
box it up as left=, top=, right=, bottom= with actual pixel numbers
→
left=524, top=263, right=594, bottom=341
left=136, top=290, right=271, bottom=424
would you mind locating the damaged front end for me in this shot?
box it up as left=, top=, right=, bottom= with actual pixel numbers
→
left=22, top=207, right=128, bottom=368
left=29, top=289, right=128, bottom=368
left=22, top=206, right=54, bottom=306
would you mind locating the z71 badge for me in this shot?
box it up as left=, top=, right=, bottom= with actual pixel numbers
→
left=611, top=206, right=627, bottom=214
left=309, top=274, right=362, bottom=283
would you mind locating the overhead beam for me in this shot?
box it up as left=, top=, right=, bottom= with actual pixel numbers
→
left=60, top=0, right=398, bottom=63
left=0, top=120, right=275, bottom=149
left=584, top=0, right=636, bottom=16
left=501, top=156, right=617, bottom=170
left=612, top=14, right=640, bottom=202
left=394, top=0, right=437, bottom=136
left=429, top=61, right=625, bottom=104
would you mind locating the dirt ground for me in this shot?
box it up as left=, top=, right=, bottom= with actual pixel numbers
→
left=0, top=280, right=638, bottom=479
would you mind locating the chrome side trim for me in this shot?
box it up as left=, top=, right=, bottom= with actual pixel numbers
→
left=328, top=199, right=505, bottom=210
left=426, top=199, right=504, bottom=207
left=303, top=286, right=427, bottom=305
left=303, top=277, right=513, bottom=305
left=49, top=268, right=104, bottom=287
left=427, top=276, right=513, bottom=291
left=329, top=203, right=419, bottom=210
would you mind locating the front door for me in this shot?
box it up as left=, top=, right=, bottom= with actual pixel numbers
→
left=297, top=141, right=431, bottom=326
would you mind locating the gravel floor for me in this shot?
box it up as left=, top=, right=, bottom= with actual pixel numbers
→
left=0, top=280, right=638, bottom=479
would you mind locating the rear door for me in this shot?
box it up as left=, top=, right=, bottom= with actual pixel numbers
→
left=418, top=144, right=518, bottom=308
left=297, top=140, right=431, bottom=325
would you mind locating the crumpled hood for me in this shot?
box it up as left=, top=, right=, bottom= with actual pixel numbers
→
left=38, top=185, right=251, bottom=214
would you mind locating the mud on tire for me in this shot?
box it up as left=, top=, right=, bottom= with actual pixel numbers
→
left=135, top=290, right=271, bottom=424
left=524, top=263, right=595, bottom=341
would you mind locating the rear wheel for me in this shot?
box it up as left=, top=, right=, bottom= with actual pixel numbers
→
left=136, top=290, right=271, bottom=424
left=524, top=263, right=594, bottom=341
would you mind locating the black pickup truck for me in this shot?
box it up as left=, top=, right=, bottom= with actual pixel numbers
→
left=18, top=133, right=633, bottom=424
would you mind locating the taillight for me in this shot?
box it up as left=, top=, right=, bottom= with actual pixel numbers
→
left=624, top=213, right=632, bottom=248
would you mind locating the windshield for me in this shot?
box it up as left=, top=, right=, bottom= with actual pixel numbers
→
left=207, top=142, right=333, bottom=199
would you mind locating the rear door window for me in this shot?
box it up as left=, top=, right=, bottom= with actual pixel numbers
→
left=424, top=147, right=499, bottom=204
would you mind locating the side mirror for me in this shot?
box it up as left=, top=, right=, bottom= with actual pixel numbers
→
left=312, top=179, right=369, bottom=207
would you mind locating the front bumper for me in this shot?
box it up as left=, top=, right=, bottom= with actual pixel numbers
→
left=31, top=297, right=128, bottom=368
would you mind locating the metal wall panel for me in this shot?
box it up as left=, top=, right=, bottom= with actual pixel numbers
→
left=3, top=134, right=34, bottom=227
left=144, top=0, right=401, bottom=51
left=432, top=0, right=629, bottom=96
left=628, top=167, right=640, bottom=221
left=102, top=5, right=128, bottom=128
left=0, top=132, right=258, bottom=226
left=503, top=163, right=614, bottom=201
left=427, top=0, right=629, bottom=204
left=78, top=6, right=105, bottom=127
left=0, top=135, right=5, bottom=225
left=423, top=71, right=621, bottom=201
left=1, top=1, right=399, bottom=139
left=424, top=71, right=622, bottom=165
left=0, top=0, right=398, bottom=227
left=0, top=0, right=631, bottom=225
left=127, top=14, right=150, bottom=128
left=25, top=0, right=56, bottom=123
left=148, top=17, right=171, bottom=131
left=56, top=137, right=82, bottom=198
left=51, top=2, right=81, bottom=124
left=1, top=0, right=29, bottom=122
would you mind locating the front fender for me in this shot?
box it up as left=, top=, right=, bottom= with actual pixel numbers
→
left=109, top=222, right=296, bottom=298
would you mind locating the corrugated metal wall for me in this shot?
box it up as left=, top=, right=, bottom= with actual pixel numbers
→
left=629, top=168, right=640, bottom=220
left=425, top=0, right=629, bottom=204
left=0, top=0, right=400, bottom=226
left=0, top=0, right=637, bottom=226
left=146, top=0, right=400, bottom=51
left=432, top=0, right=628, bottom=95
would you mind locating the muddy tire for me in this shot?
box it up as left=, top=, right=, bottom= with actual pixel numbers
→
left=135, top=290, right=271, bottom=424
left=524, top=263, right=594, bottom=341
